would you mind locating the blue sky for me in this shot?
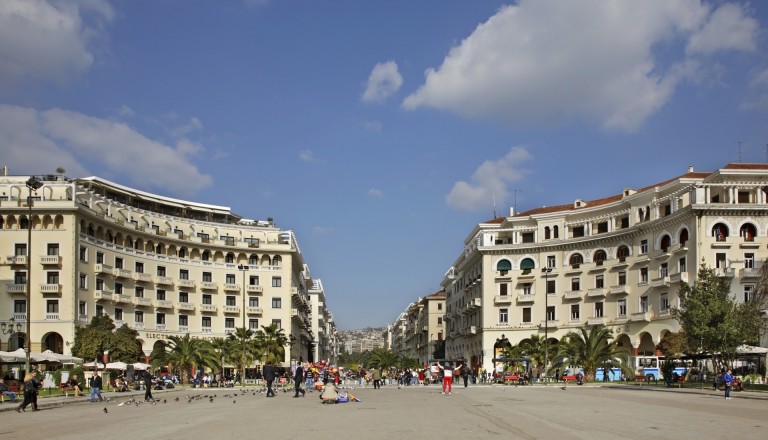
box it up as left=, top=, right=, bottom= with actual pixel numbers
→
left=2, top=0, right=767, bottom=329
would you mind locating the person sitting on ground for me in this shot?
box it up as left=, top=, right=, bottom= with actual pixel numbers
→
left=0, top=378, right=17, bottom=402
left=319, top=382, right=339, bottom=403
left=67, top=375, right=83, bottom=397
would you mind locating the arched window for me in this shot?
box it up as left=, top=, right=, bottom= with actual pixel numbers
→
left=202, top=250, right=210, bottom=261
left=225, top=253, right=235, bottom=263
left=660, top=235, right=671, bottom=252
left=740, top=223, right=757, bottom=241
left=593, top=250, right=607, bottom=265
left=178, top=247, right=187, bottom=259
left=553, top=226, right=559, bottom=239
left=712, top=223, right=729, bottom=241
left=248, top=254, right=258, bottom=266
left=272, top=255, right=282, bottom=266
left=544, top=227, right=551, bottom=240
left=679, top=229, right=689, bottom=246
left=520, top=258, right=535, bottom=273
left=569, top=253, right=584, bottom=267
left=496, top=259, right=512, bottom=274
left=617, top=245, right=630, bottom=261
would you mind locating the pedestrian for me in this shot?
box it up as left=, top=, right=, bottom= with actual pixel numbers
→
left=89, top=371, right=104, bottom=402
left=264, top=362, right=276, bottom=397
left=142, top=369, right=154, bottom=401
left=461, top=365, right=470, bottom=388
left=293, top=363, right=306, bottom=397
left=723, top=369, right=734, bottom=400
left=437, top=362, right=461, bottom=395
left=372, top=368, right=382, bottom=389
left=16, top=371, right=38, bottom=412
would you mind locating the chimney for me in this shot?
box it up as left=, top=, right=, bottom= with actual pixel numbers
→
left=688, top=165, right=693, bottom=173
left=509, top=207, right=515, bottom=217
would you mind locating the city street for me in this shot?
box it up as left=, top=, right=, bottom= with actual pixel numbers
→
left=1, top=384, right=765, bottom=439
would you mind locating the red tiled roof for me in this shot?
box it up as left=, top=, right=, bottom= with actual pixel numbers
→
left=722, top=163, right=768, bottom=170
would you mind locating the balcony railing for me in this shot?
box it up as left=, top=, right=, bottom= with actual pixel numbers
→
left=669, top=272, right=690, bottom=284
left=7, top=255, right=27, bottom=265
left=516, top=294, right=534, bottom=303
left=6, top=284, right=27, bottom=293
left=587, top=288, right=606, bottom=298
left=609, top=285, right=629, bottom=295
left=155, top=300, right=174, bottom=309
left=178, top=325, right=189, bottom=333
left=155, top=324, right=167, bottom=331
left=201, top=327, right=212, bottom=333
left=564, top=290, right=583, bottom=300
left=200, top=304, right=217, bottom=313
left=94, top=264, right=113, bottom=274
left=247, top=307, right=263, bottom=315
left=132, top=297, right=152, bottom=307
left=113, top=294, right=131, bottom=304
left=494, top=295, right=514, bottom=304
left=177, top=279, right=196, bottom=288
left=223, top=283, right=240, bottom=292
left=247, top=285, right=263, bottom=294
left=40, top=284, right=62, bottom=294
left=133, top=322, right=145, bottom=330
left=177, top=302, right=195, bottom=311
left=115, top=269, right=133, bottom=278
left=650, top=276, right=670, bottom=288
left=200, top=281, right=218, bottom=290
left=94, top=290, right=112, bottom=300
left=154, top=276, right=174, bottom=285
left=134, top=273, right=153, bottom=283
left=630, top=311, right=652, bottom=322
left=40, top=255, right=62, bottom=265
left=587, top=317, right=606, bottom=326
left=540, top=320, right=559, bottom=329
left=13, top=313, right=26, bottom=321
left=224, top=305, right=241, bottom=314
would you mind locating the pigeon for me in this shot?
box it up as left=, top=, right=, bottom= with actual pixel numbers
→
left=233, top=400, right=236, bottom=404
left=174, top=397, right=179, bottom=402
left=103, top=407, right=108, bottom=413
left=561, top=386, right=567, bottom=390
left=163, top=399, right=167, bottom=404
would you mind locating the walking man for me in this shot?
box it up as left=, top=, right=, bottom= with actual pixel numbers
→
left=293, top=363, right=306, bottom=397
left=89, top=371, right=104, bottom=402
left=264, top=362, right=276, bottom=397
left=142, top=369, right=154, bottom=402
left=723, top=369, right=734, bottom=400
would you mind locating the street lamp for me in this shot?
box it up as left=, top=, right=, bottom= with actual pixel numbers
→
left=541, top=267, right=552, bottom=374
left=1, top=317, right=23, bottom=335
left=238, top=264, right=249, bottom=385
left=24, top=176, right=43, bottom=375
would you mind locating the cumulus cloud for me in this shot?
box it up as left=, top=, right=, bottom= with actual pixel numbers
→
left=0, top=0, right=114, bottom=92
left=299, top=149, right=317, bottom=162
left=403, top=0, right=758, bottom=132
left=0, top=104, right=212, bottom=195
left=368, top=188, right=384, bottom=198
left=446, top=147, right=532, bottom=212
left=116, top=105, right=135, bottom=117
left=361, top=61, right=403, bottom=103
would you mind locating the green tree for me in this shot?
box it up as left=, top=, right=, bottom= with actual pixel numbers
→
left=254, top=324, right=288, bottom=365
left=154, top=334, right=219, bottom=385
left=227, top=327, right=260, bottom=381
left=549, top=326, right=632, bottom=381
left=111, top=325, right=142, bottom=362
left=367, top=348, right=399, bottom=369
left=431, top=340, right=445, bottom=360
left=71, top=315, right=143, bottom=365
left=517, top=334, right=548, bottom=368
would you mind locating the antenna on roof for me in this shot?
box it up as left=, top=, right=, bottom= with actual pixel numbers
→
left=511, top=189, right=521, bottom=215
left=738, top=141, right=742, bottom=162
left=492, top=194, right=497, bottom=218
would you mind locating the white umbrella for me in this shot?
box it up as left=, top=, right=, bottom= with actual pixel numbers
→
left=83, top=361, right=105, bottom=369
left=132, top=362, right=151, bottom=370
left=9, top=348, right=60, bottom=363
left=105, top=361, right=128, bottom=370
left=0, top=350, right=25, bottom=362
left=42, top=350, right=83, bottom=364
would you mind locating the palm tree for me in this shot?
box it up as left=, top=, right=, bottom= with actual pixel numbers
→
left=154, top=334, right=219, bottom=385
left=227, top=327, right=260, bottom=382
left=549, top=325, right=632, bottom=381
left=516, top=334, right=549, bottom=368
left=254, top=324, right=288, bottom=365
left=367, top=348, right=400, bottom=369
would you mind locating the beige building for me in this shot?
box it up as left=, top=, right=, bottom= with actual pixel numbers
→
left=307, top=277, right=338, bottom=363
left=441, top=163, right=768, bottom=373
left=388, top=291, right=446, bottom=364
left=0, top=174, right=337, bottom=366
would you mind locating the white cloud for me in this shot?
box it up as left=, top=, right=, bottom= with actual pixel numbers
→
left=403, top=0, right=758, bottom=132
left=446, top=147, right=532, bottom=212
left=368, top=188, right=384, bottom=198
left=361, top=61, right=403, bottom=103
left=0, top=0, right=114, bottom=92
left=0, top=104, right=212, bottom=196
left=171, top=116, right=204, bottom=138
left=363, top=120, right=383, bottom=132
left=116, top=105, right=135, bottom=117
left=299, top=149, right=316, bottom=162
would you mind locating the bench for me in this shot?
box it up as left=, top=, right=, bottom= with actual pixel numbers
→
left=562, top=375, right=577, bottom=382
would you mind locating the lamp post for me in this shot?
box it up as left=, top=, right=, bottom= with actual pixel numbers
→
left=24, top=176, right=43, bottom=375
left=238, top=264, right=249, bottom=384
left=541, top=267, right=552, bottom=374
left=1, top=317, right=23, bottom=335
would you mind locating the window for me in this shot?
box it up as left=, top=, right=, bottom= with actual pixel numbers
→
left=178, top=248, right=186, bottom=258
left=226, top=296, right=236, bottom=306
left=438, top=303, right=442, bottom=310
left=547, top=255, right=556, bottom=268
left=660, top=293, right=669, bottom=311
left=715, top=253, right=727, bottom=269
left=45, top=300, right=58, bottom=314
left=248, top=254, right=258, bottom=265
left=740, top=224, right=756, bottom=241
left=570, top=304, right=580, bottom=321
left=660, top=263, right=668, bottom=278
left=437, top=317, right=443, bottom=325
left=713, top=223, right=728, bottom=241
left=203, top=272, right=212, bottom=282
left=544, top=226, right=551, bottom=240
left=245, top=237, right=260, bottom=247
left=594, top=302, right=604, bottom=318
left=115, top=308, right=123, bottom=321
left=157, top=289, right=166, bottom=300
left=640, top=267, right=648, bottom=283
left=156, top=313, right=166, bottom=325
left=179, top=315, right=188, bottom=327
left=499, top=308, right=509, bottom=324
left=79, top=301, right=86, bottom=316
left=679, top=257, right=687, bottom=273
left=14, top=300, right=26, bottom=313
left=521, top=232, right=534, bottom=243
left=618, top=299, right=627, bottom=317
left=744, top=285, right=754, bottom=302
left=249, top=297, right=260, bottom=307
left=272, top=277, right=282, bottom=287
left=135, top=262, right=144, bottom=273
left=499, top=283, right=508, bottom=296
left=597, top=222, right=608, bottom=234
left=522, top=283, right=532, bottom=295
left=79, top=273, right=87, bottom=289
left=202, top=251, right=210, bottom=261
left=640, top=295, right=649, bottom=313
left=249, top=275, right=259, bottom=286
left=640, top=240, right=648, bottom=254
left=226, top=274, right=236, bottom=284
left=547, top=280, right=556, bottom=294
left=225, top=253, right=235, bottom=263
left=617, top=245, right=630, bottom=261
left=225, top=318, right=235, bottom=329
left=202, top=317, right=211, bottom=328
left=553, top=226, right=559, bottom=238
left=569, top=253, right=583, bottom=267
left=272, top=319, right=282, bottom=330
left=96, top=278, right=104, bottom=291
left=47, top=243, right=59, bottom=256
left=179, top=292, right=189, bottom=303
left=595, top=275, right=604, bottom=289
left=744, top=253, right=755, bottom=269
left=135, top=286, right=143, bottom=298
left=571, top=277, right=580, bottom=291
left=79, top=246, right=88, bottom=262
left=14, top=271, right=26, bottom=285
left=593, top=250, right=607, bottom=265
left=96, top=252, right=104, bottom=264
left=496, top=259, right=512, bottom=274
left=157, top=266, right=166, bottom=277
left=546, top=306, right=556, bottom=321
left=202, top=294, right=212, bottom=305
left=96, top=305, right=104, bottom=316
left=135, top=311, right=144, bottom=323
left=572, top=226, right=585, bottom=237
left=115, top=257, right=123, bottom=269
left=618, top=271, right=627, bottom=286
left=46, top=271, right=59, bottom=284
left=522, top=307, right=532, bottom=323
left=248, top=319, right=259, bottom=330
left=15, top=243, right=27, bottom=256
left=660, top=235, right=671, bottom=252
left=272, top=297, right=282, bottom=309
left=180, top=269, right=189, bottom=280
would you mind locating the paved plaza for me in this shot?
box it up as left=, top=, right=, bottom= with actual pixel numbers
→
left=1, top=384, right=766, bottom=440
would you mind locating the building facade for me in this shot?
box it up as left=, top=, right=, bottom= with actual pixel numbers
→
left=441, top=164, right=768, bottom=374
left=0, top=174, right=337, bottom=367
left=387, top=291, right=446, bottom=364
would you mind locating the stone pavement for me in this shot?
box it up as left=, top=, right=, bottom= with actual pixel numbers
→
left=1, top=383, right=766, bottom=440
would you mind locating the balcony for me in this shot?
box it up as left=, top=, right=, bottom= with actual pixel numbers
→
left=540, top=320, right=559, bottom=329
left=114, top=268, right=133, bottom=279
left=630, top=311, right=652, bottom=322
left=177, top=302, right=195, bottom=311
left=94, top=290, right=113, bottom=301
left=422, top=326, right=428, bottom=332
left=247, top=307, right=263, bottom=315
left=650, top=276, right=670, bottom=288
left=40, top=255, right=62, bottom=265
left=518, top=322, right=538, bottom=329
left=154, top=276, right=174, bottom=285
left=200, top=281, right=218, bottom=290
left=225, top=328, right=236, bottom=335
left=494, top=294, right=513, bottom=304
left=155, top=324, right=167, bottom=331
left=669, top=272, right=690, bottom=284
left=587, top=317, right=606, bottom=326
left=155, top=300, right=174, bottom=309
left=6, top=284, right=26, bottom=294
left=657, top=309, right=671, bottom=317
left=247, top=285, right=263, bottom=294
left=587, top=288, right=606, bottom=298
left=740, top=267, right=761, bottom=278
left=113, top=294, right=131, bottom=304
left=223, top=283, right=240, bottom=292
left=134, top=272, right=153, bottom=283
left=94, top=264, right=113, bottom=274
left=470, top=297, right=482, bottom=308
left=201, top=327, right=212, bottom=334
left=609, top=285, right=629, bottom=295
left=40, top=284, right=62, bottom=294
left=200, top=304, right=217, bottom=313
left=224, top=305, right=241, bottom=314
left=45, top=313, right=60, bottom=321
left=470, top=325, right=477, bottom=334
left=7, top=255, right=27, bottom=265
left=133, top=297, right=152, bottom=307
left=133, top=322, right=145, bottom=330
left=177, top=279, right=196, bottom=289
left=516, top=270, right=535, bottom=280
left=714, top=267, right=735, bottom=277
left=516, top=294, right=534, bottom=303
left=564, top=290, right=583, bottom=300
left=113, top=320, right=123, bottom=327
left=178, top=325, right=189, bottom=333
left=78, top=314, right=88, bottom=322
